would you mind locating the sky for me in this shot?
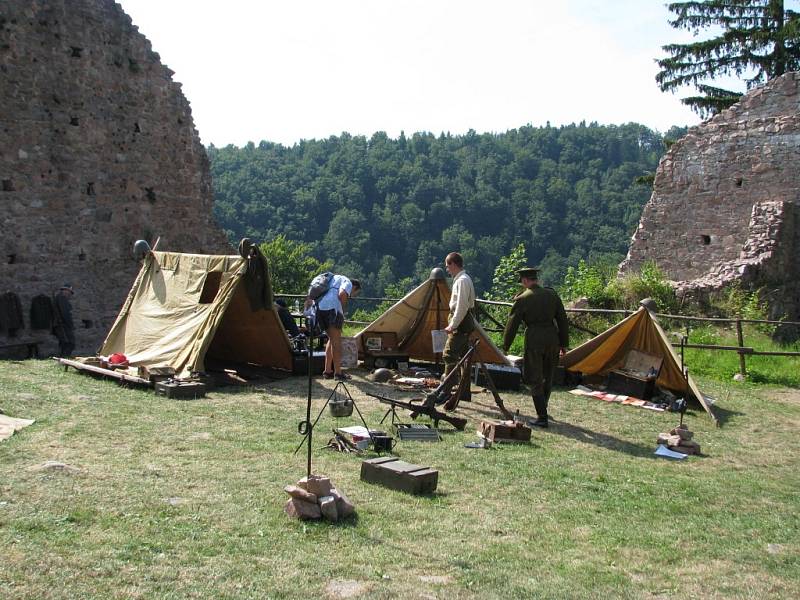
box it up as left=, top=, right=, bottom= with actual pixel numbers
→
left=116, top=0, right=730, bottom=147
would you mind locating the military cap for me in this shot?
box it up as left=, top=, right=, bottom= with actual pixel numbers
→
left=517, top=267, right=539, bottom=281
left=60, top=283, right=74, bottom=292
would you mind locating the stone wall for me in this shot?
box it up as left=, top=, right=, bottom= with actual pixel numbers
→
left=620, top=72, right=800, bottom=324
left=0, top=0, right=230, bottom=356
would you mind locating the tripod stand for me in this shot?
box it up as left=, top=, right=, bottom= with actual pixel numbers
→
left=294, top=379, right=373, bottom=456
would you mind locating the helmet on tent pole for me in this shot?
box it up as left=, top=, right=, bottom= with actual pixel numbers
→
left=133, top=240, right=151, bottom=261
left=430, top=267, right=446, bottom=280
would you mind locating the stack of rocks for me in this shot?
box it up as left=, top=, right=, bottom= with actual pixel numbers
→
left=284, top=474, right=355, bottom=523
left=657, top=423, right=701, bottom=455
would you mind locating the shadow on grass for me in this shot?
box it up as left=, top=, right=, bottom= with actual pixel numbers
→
left=709, top=405, right=745, bottom=427
left=547, top=420, right=655, bottom=458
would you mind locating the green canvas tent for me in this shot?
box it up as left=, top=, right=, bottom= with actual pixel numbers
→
left=354, top=269, right=509, bottom=366
left=99, top=249, right=293, bottom=377
left=561, top=307, right=717, bottom=423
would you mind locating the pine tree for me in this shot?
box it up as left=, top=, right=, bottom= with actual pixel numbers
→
left=657, top=0, right=800, bottom=117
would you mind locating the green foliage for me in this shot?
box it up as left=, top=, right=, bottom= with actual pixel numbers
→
left=657, top=0, right=800, bottom=116
left=716, top=283, right=779, bottom=335
left=561, top=259, right=621, bottom=308
left=616, top=261, right=678, bottom=312
left=259, top=235, right=332, bottom=295
left=350, top=277, right=414, bottom=324
left=209, top=122, right=666, bottom=297
left=488, top=242, right=528, bottom=302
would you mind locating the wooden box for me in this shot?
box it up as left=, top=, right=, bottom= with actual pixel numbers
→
left=478, top=419, right=531, bottom=443
left=361, top=332, right=408, bottom=369
left=605, top=350, right=662, bottom=400
left=154, top=381, right=206, bottom=400
left=360, top=457, right=438, bottom=494
left=138, top=365, right=176, bottom=383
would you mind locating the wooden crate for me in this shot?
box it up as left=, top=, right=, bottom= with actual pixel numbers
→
left=606, top=349, right=663, bottom=400
left=154, top=381, right=206, bottom=400
left=360, top=457, right=438, bottom=494
left=478, top=419, right=531, bottom=443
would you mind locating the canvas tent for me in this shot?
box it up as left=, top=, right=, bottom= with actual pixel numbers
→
left=354, top=269, right=510, bottom=366
left=99, top=249, right=293, bottom=377
left=561, top=306, right=717, bottom=423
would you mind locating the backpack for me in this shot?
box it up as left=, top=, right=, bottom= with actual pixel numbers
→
left=307, top=272, right=334, bottom=302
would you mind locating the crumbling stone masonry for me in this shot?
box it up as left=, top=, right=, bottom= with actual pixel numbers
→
left=620, top=72, right=800, bottom=328
left=1, top=0, right=230, bottom=355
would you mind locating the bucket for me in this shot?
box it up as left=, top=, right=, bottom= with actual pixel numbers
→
left=329, top=398, right=353, bottom=418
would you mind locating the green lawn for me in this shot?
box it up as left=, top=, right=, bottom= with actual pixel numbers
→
left=1, top=360, right=798, bottom=599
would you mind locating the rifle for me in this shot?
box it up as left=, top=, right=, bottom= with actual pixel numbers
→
left=365, top=392, right=468, bottom=431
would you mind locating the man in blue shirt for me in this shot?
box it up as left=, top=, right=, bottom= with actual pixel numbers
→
left=307, top=275, right=361, bottom=380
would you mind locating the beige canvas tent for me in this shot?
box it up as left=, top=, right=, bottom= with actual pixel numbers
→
left=354, top=269, right=509, bottom=366
left=561, top=307, right=717, bottom=423
left=99, top=249, right=293, bottom=377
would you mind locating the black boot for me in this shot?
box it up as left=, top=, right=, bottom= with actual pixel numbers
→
left=530, top=394, right=549, bottom=428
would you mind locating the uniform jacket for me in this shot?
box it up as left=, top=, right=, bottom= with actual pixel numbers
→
left=503, top=284, right=568, bottom=351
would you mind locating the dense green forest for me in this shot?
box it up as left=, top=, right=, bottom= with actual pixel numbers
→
left=208, top=122, right=687, bottom=296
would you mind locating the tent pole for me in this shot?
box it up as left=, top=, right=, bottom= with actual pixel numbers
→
left=301, top=328, right=314, bottom=478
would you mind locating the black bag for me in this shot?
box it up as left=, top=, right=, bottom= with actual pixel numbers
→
left=307, top=272, right=334, bottom=301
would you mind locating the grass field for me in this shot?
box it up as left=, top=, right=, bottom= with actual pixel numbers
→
left=1, top=359, right=798, bottom=599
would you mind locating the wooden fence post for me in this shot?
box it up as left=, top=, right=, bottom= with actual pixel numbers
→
left=735, top=319, right=747, bottom=377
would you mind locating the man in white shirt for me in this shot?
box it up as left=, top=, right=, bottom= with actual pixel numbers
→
left=308, top=274, right=361, bottom=381
left=442, top=252, right=475, bottom=399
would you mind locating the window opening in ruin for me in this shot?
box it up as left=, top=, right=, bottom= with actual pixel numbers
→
left=87, top=182, right=95, bottom=196
left=70, top=46, right=82, bottom=58
left=145, top=187, right=156, bottom=203
left=736, top=177, right=743, bottom=187
left=70, top=116, right=79, bottom=126
left=128, top=58, right=140, bottom=73
left=78, top=249, right=86, bottom=261
left=134, top=122, right=141, bottom=133
left=701, top=235, right=711, bottom=245
left=7, top=254, right=16, bottom=264
left=82, top=319, right=93, bottom=329
left=2, top=179, right=13, bottom=191
left=199, top=272, right=222, bottom=304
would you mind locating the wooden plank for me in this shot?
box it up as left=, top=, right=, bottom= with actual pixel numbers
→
left=56, top=358, right=152, bottom=386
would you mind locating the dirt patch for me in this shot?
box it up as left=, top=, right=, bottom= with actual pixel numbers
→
left=418, top=574, right=453, bottom=584
left=324, top=579, right=370, bottom=598
left=29, top=461, right=81, bottom=474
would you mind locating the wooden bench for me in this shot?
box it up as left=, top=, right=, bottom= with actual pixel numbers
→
left=0, top=339, right=42, bottom=358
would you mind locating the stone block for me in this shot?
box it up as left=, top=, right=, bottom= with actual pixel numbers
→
left=330, top=487, right=355, bottom=519
left=657, top=433, right=682, bottom=447
left=284, top=498, right=321, bottom=520
left=670, top=426, right=694, bottom=440
left=319, top=495, right=338, bottom=522
left=299, top=475, right=333, bottom=497
left=284, top=484, right=317, bottom=504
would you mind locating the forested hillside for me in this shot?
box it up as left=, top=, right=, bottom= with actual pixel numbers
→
left=209, top=122, right=686, bottom=295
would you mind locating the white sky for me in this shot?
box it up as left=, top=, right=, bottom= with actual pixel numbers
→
left=116, top=0, right=759, bottom=147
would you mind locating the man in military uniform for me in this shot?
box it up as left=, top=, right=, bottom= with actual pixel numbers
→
left=502, top=268, right=568, bottom=427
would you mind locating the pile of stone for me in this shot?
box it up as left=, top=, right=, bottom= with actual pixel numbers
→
left=284, top=474, right=355, bottom=523
left=657, top=423, right=701, bottom=455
